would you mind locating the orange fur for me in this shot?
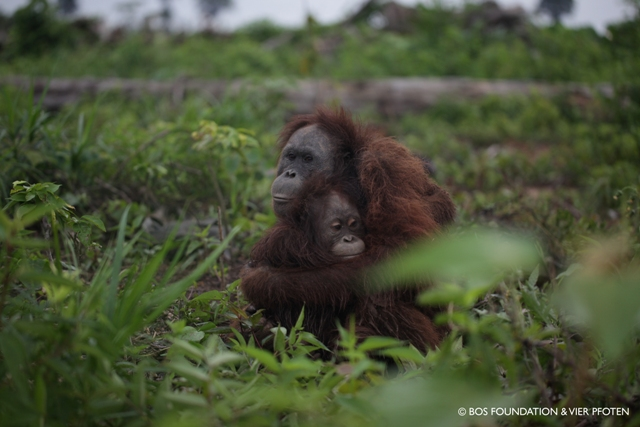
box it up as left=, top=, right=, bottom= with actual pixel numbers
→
left=240, top=107, right=455, bottom=354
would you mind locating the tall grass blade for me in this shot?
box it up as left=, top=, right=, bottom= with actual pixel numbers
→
left=106, top=205, right=130, bottom=319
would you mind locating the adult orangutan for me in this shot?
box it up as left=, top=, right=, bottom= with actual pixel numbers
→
left=239, top=107, right=455, bottom=353
left=270, top=107, right=456, bottom=229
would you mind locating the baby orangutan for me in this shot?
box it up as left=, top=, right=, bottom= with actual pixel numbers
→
left=239, top=178, right=366, bottom=349
left=239, top=177, right=444, bottom=355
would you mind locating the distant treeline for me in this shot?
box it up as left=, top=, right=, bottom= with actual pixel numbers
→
left=0, top=0, right=638, bottom=84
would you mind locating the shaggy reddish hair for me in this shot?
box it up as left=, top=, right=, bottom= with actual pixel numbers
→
left=280, top=107, right=455, bottom=248
left=240, top=107, right=455, bottom=354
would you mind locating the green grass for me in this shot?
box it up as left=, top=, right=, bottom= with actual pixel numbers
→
left=0, top=79, right=638, bottom=425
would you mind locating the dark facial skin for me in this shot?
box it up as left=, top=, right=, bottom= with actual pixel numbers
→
left=312, top=192, right=365, bottom=258
left=271, top=125, right=335, bottom=217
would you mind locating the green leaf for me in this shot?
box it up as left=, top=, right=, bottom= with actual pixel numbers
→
left=243, top=347, right=282, bottom=372
left=230, top=328, right=247, bottom=347
left=371, top=228, right=539, bottom=289
left=273, top=326, right=287, bottom=352
left=207, top=352, right=243, bottom=368
left=365, top=372, right=527, bottom=427
left=358, top=336, right=403, bottom=352
left=298, top=332, right=330, bottom=351
left=527, top=265, right=539, bottom=289
left=179, top=327, right=205, bottom=343
left=334, top=395, right=374, bottom=417
left=43, top=183, right=61, bottom=193
left=81, top=215, right=106, bottom=232
left=379, top=346, right=425, bottom=363
left=294, top=306, right=306, bottom=331
left=350, top=359, right=383, bottom=378
left=553, top=268, right=640, bottom=358
left=282, top=356, right=320, bottom=372
left=34, top=371, right=46, bottom=415
left=555, top=263, right=582, bottom=281
left=170, top=339, right=205, bottom=362
left=107, top=205, right=130, bottom=319
left=160, top=392, right=208, bottom=408
left=418, top=282, right=492, bottom=308
left=74, top=222, right=91, bottom=247
left=165, top=360, right=209, bottom=384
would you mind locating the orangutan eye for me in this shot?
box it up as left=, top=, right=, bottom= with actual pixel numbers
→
left=332, top=222, right=342, bottom=231
left=303, top=155, right=313, bottom=163
left=286, top=152, right=295, bottom=161
left=348, top=219, right=358, bottom=228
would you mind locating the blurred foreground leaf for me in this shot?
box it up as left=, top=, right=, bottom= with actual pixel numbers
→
left=553, top=246, right=640, bottom=358
left=363, top=372, right=527, bottom=427
left=371, top=228, right=539, bottom=290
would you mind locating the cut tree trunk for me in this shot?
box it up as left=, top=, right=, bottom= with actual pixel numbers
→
left=0, top=76, right=613, bottom=115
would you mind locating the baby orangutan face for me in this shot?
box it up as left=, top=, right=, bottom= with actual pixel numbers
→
left=312, top=191, right=365, bottom=258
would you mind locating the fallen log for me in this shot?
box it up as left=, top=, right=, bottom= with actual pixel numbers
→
left=0, top=75, right=613, bottom=115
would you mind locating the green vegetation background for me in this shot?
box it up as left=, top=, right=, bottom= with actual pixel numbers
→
left=1, top=1, right=639, bottom=82
left=0, top=1, right=639, bottom=426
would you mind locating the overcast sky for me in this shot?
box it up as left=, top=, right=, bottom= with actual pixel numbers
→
left=0, top=0, right=635, bottom=33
